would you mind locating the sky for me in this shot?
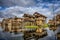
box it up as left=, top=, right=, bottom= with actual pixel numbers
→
left=0, top=0, right=60, bottom=21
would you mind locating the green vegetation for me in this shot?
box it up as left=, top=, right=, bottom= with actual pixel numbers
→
left=42, top=24, right=49, bottom=28
left=24, top=24, right=49, bottom=29
left=25, top=26, right=38, bottom=29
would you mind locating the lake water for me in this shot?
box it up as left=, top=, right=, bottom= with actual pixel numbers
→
left=0, top=27, right=59, bottom=40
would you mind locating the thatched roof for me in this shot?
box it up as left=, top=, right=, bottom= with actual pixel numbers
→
left=23, top=13, right=34, bottom=18
left=33, top=12, right=47, bottom=18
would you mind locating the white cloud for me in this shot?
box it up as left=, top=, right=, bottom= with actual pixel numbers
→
left=0, top=0, right=60, bottom=22
left=0, top=18, right=3, bottom=21
left=0, top=7, right=2, bottom=9
left=1, top=6, right=52, bottom=19
left=54, top=8, right=60, bottom=14
left=1, top=0, right=36, bottom=7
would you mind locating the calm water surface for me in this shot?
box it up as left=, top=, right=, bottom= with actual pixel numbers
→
left=0, top=27, right=59, bottom=40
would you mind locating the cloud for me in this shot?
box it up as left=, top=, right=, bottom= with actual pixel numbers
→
left=0, top=0, right=60, bottom=21
left=0, top=6, right=52, bottom=19
left=0, top=0, right=60, bottom=7
left=54, top=8, right=60, bottom=14
left=0, top=7, right=2, bottom=9
left=0, top=0, right=36, bottom=7
left=0, top=6, right=2, bottom=10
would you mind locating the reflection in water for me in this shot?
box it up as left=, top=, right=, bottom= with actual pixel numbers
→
left=46, top=28, right=54, bottom=36
left=0, top=27, right=57, bottom=40
left=0, top=27, right=3, bottom=31
left=39, top=27, right=56, bottom=40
